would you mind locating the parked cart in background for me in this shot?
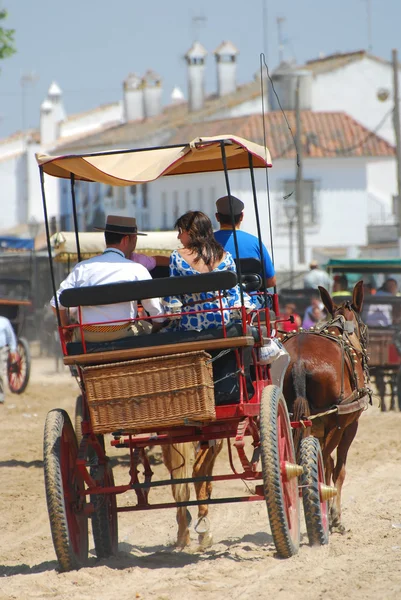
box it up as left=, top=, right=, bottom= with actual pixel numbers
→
left=0, top=237, right=33, bottom=393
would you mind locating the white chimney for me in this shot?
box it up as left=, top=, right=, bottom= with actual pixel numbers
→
left=214, top=41, right=239, bottom=96
left=185, top=41, right=207, bottom=112
left=123, top=73, right=144, bottom=122
left=143, top=70, right=162, bottom=118
left=171, top=86, right=185, bottom=104
left=47, top=81, right=66, bottom=124
left=40, top=99, right=57, bottom=146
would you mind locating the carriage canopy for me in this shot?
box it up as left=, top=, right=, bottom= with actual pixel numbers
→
left=36, top=135, right=272, bottom=185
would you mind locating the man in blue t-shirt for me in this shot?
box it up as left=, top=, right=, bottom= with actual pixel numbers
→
left=214, top=195, right=276, bottom=289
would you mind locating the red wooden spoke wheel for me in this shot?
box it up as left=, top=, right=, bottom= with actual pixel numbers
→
left=90, top=462, right=118, bottom=559
left=8, top=337, right=31, bottom=394
left=299, top=436, right=329, bottom=546
left=43, top=409, right=88, bottom=572
left=260, top=385, right=300, bottom=557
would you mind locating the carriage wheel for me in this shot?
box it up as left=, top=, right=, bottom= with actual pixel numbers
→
left=43, top=409, right=88, bottom=571
left=299, top=436, right=329, bottom=546
left=8, top=337, right=31, bottom=394
left=90, top=462, right=118, bottom=559
left=260, top=385, right=300, bottom=558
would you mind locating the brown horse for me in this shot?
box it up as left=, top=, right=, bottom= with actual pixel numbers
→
left=162, top=440, right=223, bottom=548
left=282, top=281, right=370, bottom=533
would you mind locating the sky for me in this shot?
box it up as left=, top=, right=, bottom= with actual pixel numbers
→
left=1, top=0, right=401, bottom=138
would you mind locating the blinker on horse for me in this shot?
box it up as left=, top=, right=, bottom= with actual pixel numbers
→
left=282, top=281, right=371, bottom=533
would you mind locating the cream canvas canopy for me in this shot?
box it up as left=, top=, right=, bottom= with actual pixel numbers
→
left=51, top=231, right=179, bottom=261
left=36, top=135, right=272, bottom=185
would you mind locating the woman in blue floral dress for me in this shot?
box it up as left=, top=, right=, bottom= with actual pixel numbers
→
left=163, top=211, right=255, bottom=331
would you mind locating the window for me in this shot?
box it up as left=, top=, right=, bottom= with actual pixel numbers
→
left=116, top=187, right=126, bottom=209
left=173, top=191, right=179, bottom=222
left=130, top=185, right=137, bottom=206
left=162, top=192, right=167, bottom=230
left=142, top=183, right=148, bottom=208
left=198, top=188, right=203, bottom=212
left=278, top=179, right=319, bottom=227
left=185, top=190, right=191, bottom=211
left=209, top=186, right=217, bottom=227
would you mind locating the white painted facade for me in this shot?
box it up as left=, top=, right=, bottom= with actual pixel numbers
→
left=308, top=57, right=395, bottom=145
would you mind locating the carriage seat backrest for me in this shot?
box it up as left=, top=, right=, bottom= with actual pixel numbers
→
left=234, top=258, right=263, bottom=293
left=59, top=270, right=238, bottom=308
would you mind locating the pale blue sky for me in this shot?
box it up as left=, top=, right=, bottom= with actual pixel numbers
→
left=1, top=0, right=400, bottom=138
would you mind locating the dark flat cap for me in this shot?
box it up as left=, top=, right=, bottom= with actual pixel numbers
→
left=216, top=195, right=244, bottom=215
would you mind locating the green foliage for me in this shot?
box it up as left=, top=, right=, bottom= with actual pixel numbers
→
left=0, top=9, right=16, bottom=62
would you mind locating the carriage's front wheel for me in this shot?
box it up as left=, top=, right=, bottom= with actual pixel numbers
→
left=8, top=337, right=31, bottom=394
left=43, top=409, right=88, bottom=571
left=299, top=436, right=329, bottom=546
left=260, top=385, right=300, bottom=558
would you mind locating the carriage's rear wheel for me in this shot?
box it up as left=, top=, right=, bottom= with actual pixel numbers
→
left=8, top=337, right=31, bottom=394
left=299, top=436, right=329, bottom=546
left=260, top=385, right=300, bottom=558
left=43, top=409, right=88, bottom=571
left=90, top=462, right=118, bottom=559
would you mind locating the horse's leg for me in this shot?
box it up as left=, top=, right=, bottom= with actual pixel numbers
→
left=330, top=419, right=359, bottom=533
left=192, top=440, right=223, bottom=549
left=162, top=443, right=192, bottom=548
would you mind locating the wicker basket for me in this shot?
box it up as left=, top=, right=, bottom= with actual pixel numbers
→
left=81, top=351, right=216, bottom=433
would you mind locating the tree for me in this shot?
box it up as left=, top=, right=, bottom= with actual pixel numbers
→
left=0, top=9, right=16, bottom=64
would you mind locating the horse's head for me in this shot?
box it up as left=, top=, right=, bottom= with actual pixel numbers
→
left=318, top=281, right=368, bottom=347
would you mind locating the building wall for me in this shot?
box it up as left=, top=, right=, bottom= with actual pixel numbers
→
left=310, top=58, right=395, bottom=144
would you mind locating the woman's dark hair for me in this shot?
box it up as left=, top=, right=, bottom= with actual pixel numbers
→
left=175, top=211, right=224, bottom=267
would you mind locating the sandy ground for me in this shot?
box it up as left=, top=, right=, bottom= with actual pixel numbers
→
left=1, top=355, right=401, bottom=600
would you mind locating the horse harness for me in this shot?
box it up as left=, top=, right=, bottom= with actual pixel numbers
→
left=281, top=311, right=372, bottom=416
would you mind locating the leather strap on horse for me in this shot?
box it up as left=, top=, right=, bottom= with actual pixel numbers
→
left=281, top=316, right=372, bottom=414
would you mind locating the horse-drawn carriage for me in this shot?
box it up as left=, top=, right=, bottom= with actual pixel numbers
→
left=0, top=237, right=33, bottom=393
left=37, top=135, right=339, bottom=571
left=326, top=258, right=401, bottom=412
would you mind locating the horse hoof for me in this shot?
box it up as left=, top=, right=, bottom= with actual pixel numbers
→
left=330, top=523, right=346, bottom=535
left=198, top=532, right=213, bottom=550
left=194, top=516, right=210, bottom=534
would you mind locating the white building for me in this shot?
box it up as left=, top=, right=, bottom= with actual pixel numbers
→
left=0, top=44, right=398, bottom=268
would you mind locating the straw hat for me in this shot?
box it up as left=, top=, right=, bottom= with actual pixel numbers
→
left=94, top=215, right=147, bottom=236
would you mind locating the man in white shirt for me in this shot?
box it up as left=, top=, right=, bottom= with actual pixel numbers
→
left=0, top=316, right=18, bottom=403
left=303, top=259, right=332, bottom=292
left=51, top=215, right=164, bottom=342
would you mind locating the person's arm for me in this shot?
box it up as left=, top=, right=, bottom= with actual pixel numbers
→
left=261, top=244, right=276, bottom=288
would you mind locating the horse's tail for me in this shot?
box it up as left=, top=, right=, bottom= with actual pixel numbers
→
left=292, top=361, right=311, bottom=459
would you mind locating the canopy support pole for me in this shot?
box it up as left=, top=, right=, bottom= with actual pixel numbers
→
left=220, top=141, right=245, bottom=316
left=70, top=174, right=82, bottom=263
left=39, top=166, right=61, bottom=327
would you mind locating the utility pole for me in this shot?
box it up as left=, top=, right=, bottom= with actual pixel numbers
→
left=262, top=0, right=268, bottom=66
left=295, top=76, right=305, bottom=263
left=277, top=16, right=285, bottom=64
left=392, top=49, right=401, bottom=255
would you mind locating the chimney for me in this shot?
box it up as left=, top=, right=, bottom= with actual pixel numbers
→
left=214, top=41, right=239, bottom=96
left=47, top=81, right=66, bottom=124
left=171, top=86, right=185, bottom=104
left=123, top=73, right=144, bottom=122
left=143, top=70, right=162, bottom=118
left=40, top=99, right=57, bottom=146
left=185, top=41, right=207, bottom=112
